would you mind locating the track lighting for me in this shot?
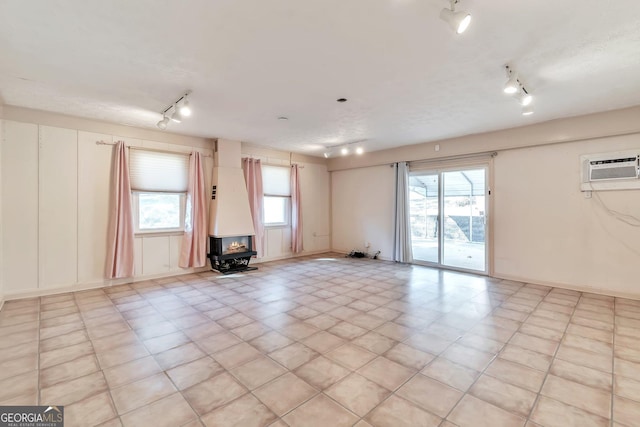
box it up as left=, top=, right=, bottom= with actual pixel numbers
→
left=503, top=65, right=536, bottom=116
left=517, top=90, right=533, bottom=107
left=522, top=105, right=534, bottom=116
left=171, top=104, right=183, bottom=123
left=503, top=66, right=519, bottom=94
left=180, top=96, right=191, bottom=117
left=324, top=140, right=367, bottom=158
left=440, top=0, right=471, bottom=34
left=156, top=115, right=170, bottom=130
left=156, top=91, right=192, bottom=130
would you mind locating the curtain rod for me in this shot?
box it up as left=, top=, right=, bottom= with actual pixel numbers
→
left=96, top=140, right=213, bottom=157
left=243, top=156, right=305, bottom=168
left=407, top=151, right=498, bottom=168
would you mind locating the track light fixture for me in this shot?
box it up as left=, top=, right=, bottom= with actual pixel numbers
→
left=516, top=88, right=533, bottom=107
left=180, top=95, right=192, bottom=117
left=156, top=91, right=192, bottom=130
left=503, top=65, right=535, bottom=116
left=503, top=66, right=519, bottom=94
left=156, top=115, right=170, bottom=130
left=171, top=104, right=183, bottom=123
left=440, top=0, right=472, bottom=34
left=323, top=140, right=367, bottom=158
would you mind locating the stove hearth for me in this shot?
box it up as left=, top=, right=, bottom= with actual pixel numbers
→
left=208, top=236, right=257, bottom=274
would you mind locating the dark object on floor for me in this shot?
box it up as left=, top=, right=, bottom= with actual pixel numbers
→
left=347, top=250, right=366, bottom=258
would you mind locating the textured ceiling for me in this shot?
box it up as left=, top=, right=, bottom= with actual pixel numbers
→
left=1, top=0, right=639, bottom=156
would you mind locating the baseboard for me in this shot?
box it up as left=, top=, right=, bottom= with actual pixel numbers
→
left=3, top=266, right=210, bottom=302
left=251, top=249, right=332, bottom=264
left=493, top=272, right=640, bottom=301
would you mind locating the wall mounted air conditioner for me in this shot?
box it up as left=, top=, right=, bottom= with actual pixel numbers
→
left=580, top=150, right=640, bottom=191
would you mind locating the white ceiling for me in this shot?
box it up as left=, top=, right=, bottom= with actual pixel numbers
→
left=1, top=1, right=639, bottom=157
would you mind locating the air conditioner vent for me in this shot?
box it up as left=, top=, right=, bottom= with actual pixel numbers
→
left=580, top=150, right=640, bottom=191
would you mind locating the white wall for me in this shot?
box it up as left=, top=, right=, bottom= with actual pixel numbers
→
left=331, top=165, right=395, bottom=259
left=241, top=144, right=331, bottom=262
left=330, top=110, right=640, bottom=297
left=1, top=111, right=213, bottom=300
left=493, top=134, right=640, bottom=296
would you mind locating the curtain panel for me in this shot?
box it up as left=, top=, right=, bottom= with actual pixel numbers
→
left=393, top=161, right=413, bottom=263
left=105, top=141, right=135, bottom=278
left=179, top=151, right=208, bottom=268
left=242, top=158, right=265, bottom=258
left=291, top=164, right=303, bottom=254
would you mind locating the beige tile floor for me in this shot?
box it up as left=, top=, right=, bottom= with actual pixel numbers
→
left=1, top=253, right=640, bottom=427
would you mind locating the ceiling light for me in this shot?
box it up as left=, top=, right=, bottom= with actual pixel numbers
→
left=171, top=104, right=183, bottom=123
left=341, top=147, right=349, bottom=156
left=323, top=152, right=331, bottom=158
left=355, top=147, right=364, bottom=155
left=440, top=0, right=471, bottom=34
left=522, top=105, right=534, bottom=116
left=517, top=91, right=533, bottom=106
left=156, top=91, right=192, bottom=130
left=156, top=115, right=170, bottom=130
left=503, top=65, right=520, bottom=94
left=180, top=98, right=191, bottom=117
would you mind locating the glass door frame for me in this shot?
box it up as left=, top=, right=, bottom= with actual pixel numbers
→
left=410, top=163, right=490, bottom=275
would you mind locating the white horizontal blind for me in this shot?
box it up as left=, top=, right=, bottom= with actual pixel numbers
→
left=129, top=149, right=189, bottom=192
left=262, top=165, right=291, bottom=196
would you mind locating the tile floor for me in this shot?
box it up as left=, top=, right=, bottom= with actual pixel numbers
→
left=1, top=253, right=640, bottom=426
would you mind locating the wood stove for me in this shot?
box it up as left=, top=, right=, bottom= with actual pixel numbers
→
left=208, top=235, right=257, bottom=274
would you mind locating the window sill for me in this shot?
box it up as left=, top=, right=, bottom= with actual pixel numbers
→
left=264, top=224, right=291, bottom=230
left=134, top=230, right=185, bottom=238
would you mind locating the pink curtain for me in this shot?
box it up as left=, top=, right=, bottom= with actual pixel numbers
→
left=242, top=158, right=264, bottom=258
left=291, top=164, right=303, bottom=253
left=105, top=141, right=135, bottom=278
left=179, top=152, right=208, bottom=268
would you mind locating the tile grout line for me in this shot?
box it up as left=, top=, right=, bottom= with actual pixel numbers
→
left=355, top=280, right=533, bottom=425
left=77, top=291, right=122, bottom=425
left=436, top=282, right=552, bottom=425
left=119, top=280, right=211, bottom=426
left=610, top=297, right=616, bottom=427
left=523, top=291, right=583, bottom=424
left=37, top=297, right=41, bottom=406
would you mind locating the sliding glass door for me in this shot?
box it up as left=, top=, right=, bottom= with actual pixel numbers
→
left=409, top=166, right=487, bottom=272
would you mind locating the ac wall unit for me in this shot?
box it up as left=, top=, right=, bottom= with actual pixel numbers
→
left=580, top=150, right=640, bottom=191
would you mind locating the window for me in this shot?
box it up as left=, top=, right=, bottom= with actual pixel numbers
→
left=129, top=149, right=189, bottom=233
left=262, top=165, right=290, bottom=227
left=136, top=193, right=184, bottom=231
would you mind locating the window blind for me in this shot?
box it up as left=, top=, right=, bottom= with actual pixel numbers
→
left=262, top=165, right=291, bottom=196
left=129, top=149, right=189, bottom=192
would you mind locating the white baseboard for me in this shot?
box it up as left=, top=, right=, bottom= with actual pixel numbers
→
left=251, top=248, right=332, bottom=264
left=3, top=266, right=210, bottom=302
left=493, top=272, right=640, bottom=301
